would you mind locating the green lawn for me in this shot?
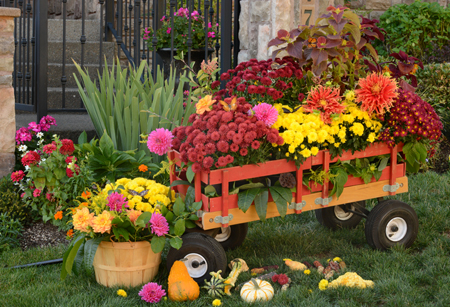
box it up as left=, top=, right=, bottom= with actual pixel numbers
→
left=1, top=171, right=450, bottom=307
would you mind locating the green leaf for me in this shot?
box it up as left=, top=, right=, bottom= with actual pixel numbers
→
left=237, top=188, right=260, bottom=213
left=254, top=190, right=269, bottom=221
left=373, top=170, right=383, bottom=181
left=99, top=132, right=114, bottom=157
left=186, top=220, right=197, bottom=228
left=54, top=168, right=66, bottom=180
left=236, top=182, right=265, bottom=190
left=173, top=197, right=185, bottom=216
left=72, top=241, right=85, bottom=276
left=151, top=236, right=166, bottom=253
left=174, top=219, right=186, bottom=236
left=65, top=238, right=84, bottom=276
left=169, top=237, right=183, bottom=249
left=83, top=237, right=105, bottom=275
left=361, top=171, right=372, bottom=184
left=78, top=131, right=88, bottom=145
left=330, top=168, right=348, bottom=199
left=378, top=157, right=389, bottom=171
left=184, top=186, right=195, bottom=209
left=34, top=177, right=46, bottom=190
left=169, top=180, right=191, bottom=187
left=135, top=212, right=152, bottom=228
left=191, top=201, right=202, bottom=211
left=204, top=185, right=217, bottom=196
left=269, top=187, right=289, bottom=218
left=165, top=211, right=174, bottom=223
left=269, top=186, right=293, bottom=204
left=186, top=165, right=195, bottom=183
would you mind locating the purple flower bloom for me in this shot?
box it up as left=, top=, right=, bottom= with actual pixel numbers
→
left=252, top=103, right=278, bottom=127
left=147, top=128, right=174, bottom=156
left=106, top=192, right=129, bottom=213
left=138, top=282, right=166, bottom=303
left=149, top=213, right=169, bottom=237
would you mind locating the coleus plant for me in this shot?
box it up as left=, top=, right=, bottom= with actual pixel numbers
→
left=268, top=5, right=382, bottom=89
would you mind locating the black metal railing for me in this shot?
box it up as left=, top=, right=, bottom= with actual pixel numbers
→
left=8, top=0, right=240, bottom=121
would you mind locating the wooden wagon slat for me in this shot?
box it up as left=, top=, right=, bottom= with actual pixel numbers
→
left=200, top=176, right=409, bottom=230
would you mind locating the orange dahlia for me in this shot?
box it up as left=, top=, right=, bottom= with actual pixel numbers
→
left=304, top=86, right=345, bottom=124
left=355, top=73, right=398, bottom=115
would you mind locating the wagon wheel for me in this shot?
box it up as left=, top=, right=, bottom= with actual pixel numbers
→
left=214, top=223, right=248, bottom=250
left=315, top=201, right=367, bottom=230
left=166, top=232, right=228, bottom=284
left=365, top=199, right=418, bottom=251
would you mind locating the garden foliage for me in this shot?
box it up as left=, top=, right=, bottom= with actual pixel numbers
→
left=0, top=213, right=23, bottom=252
left=74, top=59, right=196, bottom=164
left=376, top=1, right=450, bottom=60
left=0, top=176, right=31, bottom=224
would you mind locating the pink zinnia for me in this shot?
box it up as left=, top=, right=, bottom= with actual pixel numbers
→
left=43, top=143, right=57, bottom=154
left=252, top=103, right=278, bottom=127
left=138, top=282, right=166, bottom=303
left=106, top=192, right=129, bottom=213
left=149, top=213, right=169, bottom=237
left=11, top=170, right=25, bottom=182
left=147, top=128, right=174, bottom=156
left=33, top=189, right=41, bottom=197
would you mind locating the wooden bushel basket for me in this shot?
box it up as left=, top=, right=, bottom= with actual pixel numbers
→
left=93, top=241, right=162, bottom=288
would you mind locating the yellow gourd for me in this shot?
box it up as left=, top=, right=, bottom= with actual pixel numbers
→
left=328, top=272, right=375, bottom=289
left=240, top=278, right=274, bottom=303
left=284, top=258, right=307, bottom=271
left=223, top=260, right=244, bottom=295
left=168, top=261, right=200, bottom=301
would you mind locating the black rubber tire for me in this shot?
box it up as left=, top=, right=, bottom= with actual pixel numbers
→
left=166, top=232, right=227, bottom=284
left=214, top=223, right=248, bottom=250
left=365, top=200, right=418, bottom=251
left=315, top=201, right=366, bottom=230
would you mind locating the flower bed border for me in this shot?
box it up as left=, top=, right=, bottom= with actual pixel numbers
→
left=169, top=142, right=407, bottom=229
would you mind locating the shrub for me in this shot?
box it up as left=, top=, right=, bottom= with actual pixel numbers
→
left=416, top=63, right=450, bottom=140
left=0, top=175, right=32, bottom=224
left=376, top=1, right=450, bottom=60
left=0, top=213, right=23, bottom=252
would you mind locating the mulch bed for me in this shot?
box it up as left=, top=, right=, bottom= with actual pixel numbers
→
left=20, top=223, right=69, bottom=250
left=432, top=137, right=450, bottom=174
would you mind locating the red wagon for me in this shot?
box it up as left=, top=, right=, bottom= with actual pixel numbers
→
left=166, top=143, right=418, bottom=283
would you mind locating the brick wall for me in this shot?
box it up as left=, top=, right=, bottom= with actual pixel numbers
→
left=0, top=7, right=20, bottom=179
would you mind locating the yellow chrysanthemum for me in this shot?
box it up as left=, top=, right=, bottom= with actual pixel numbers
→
left=91, top=210, right=114, bottom=234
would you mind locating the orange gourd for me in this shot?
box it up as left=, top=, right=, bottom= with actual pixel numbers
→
left=168, top=261, right=200, bottom=301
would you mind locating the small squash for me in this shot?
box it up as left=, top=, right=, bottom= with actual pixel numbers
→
left=284, top=258, right=307, bottom=271
left=240, top=278, right=274, bottom=303
left=168, top=260, right=200, bottom=301
left=224, top=259, right=244, bottom=295
left=203, top=271, right=226, bottom=297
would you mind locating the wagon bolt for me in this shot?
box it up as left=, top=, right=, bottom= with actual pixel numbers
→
left=391, top=226, right=398, bottom=232
left=209, top=218, right=213, bottom=222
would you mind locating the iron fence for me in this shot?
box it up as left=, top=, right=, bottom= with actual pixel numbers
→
left=4, top=0, right=240, bottom=121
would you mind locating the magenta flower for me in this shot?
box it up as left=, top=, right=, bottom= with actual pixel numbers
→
left=149, top=213, right=169, bottom=237
left=33, top=189, right=41, bottom=197
left=252, top=103, right=278, bottom=127
left=28, top=122, right=41, bottom=133
left=106, top=192, right=129, bottom=213
left=15, top=127, right=33, bottom=144
left=11, top=171, right=25, bottom=182
left=160, top=16, right=165, bottom=21
left=147, top=128, right=174, bottom=156
left=167, top=27, right=171, bottom=34
left=39, top=115, right=57, bottom=131
left=208, top=31, right=215, bottom=38
left=139, top=282, right=166, bottom=303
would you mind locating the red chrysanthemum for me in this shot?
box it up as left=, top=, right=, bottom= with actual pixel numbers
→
left=217, top=140, right=229, bottom=153
left=232, top=133, right=244, bottom=144
left=217, top=156, right=228, bottom=167
left=230, top=143, right=239, bottom=152
left=225, top=155, right=234, bottom=164
left=251, top=140, right=260, bottom=150
left=211, top=131, right=220, bottom=141
left=240, top=148, right=248, bottom=156
left=203, top=156, right=214, bottom=168
left=304, top=85, right=345, bottom=124
left=205, top=143, right=216, bottom=155
left=355, top=72, right=398, bottom=115
left=191, top=162, right=202, bottom=173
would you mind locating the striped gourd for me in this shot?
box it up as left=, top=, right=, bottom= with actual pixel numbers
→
left=240, top=278, right=274, bottom=303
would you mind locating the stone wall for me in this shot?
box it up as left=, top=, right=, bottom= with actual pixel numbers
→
left=47, top=0, right=100, bottom=20
left=0, top=7, right=20, bottom=179
left=349, top=0, right=449, bottom=20
left=238, top=0, right=339, bottom=63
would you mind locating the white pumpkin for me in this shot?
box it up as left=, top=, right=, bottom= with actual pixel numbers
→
left=240, top=278, right=274, bottom=303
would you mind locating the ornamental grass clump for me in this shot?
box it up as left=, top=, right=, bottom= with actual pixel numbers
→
left=170, top=96, right=283, bottom=173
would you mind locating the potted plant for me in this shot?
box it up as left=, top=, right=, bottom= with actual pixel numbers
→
left=142, top=7, right=218, bottom=78
left=61, top=177, right=201, bottom=288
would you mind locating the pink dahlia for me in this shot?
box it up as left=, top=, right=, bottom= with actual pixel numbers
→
left=139, top=282, right=166, bottom=303
left=149, top=213, right=169, bottom=236
left=147, top=128, right=174, bottom=156
left=252, top=103, right=278, bottom=127
left=304, top=85, right=345, bottom=124
left=106, top=192, right=129, bottom=213
left=355, top=72, right=398, bottom=115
